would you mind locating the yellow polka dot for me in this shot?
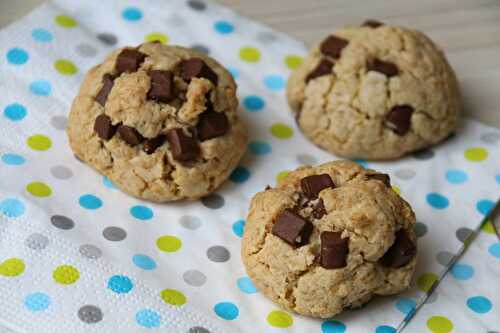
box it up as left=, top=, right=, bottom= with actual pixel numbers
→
left=53, top=265, right=80, bottom=285
left=417, top=272, right=438, bottom=292
left=482, top=219, right=495, bottom=234
left=0, top=258, right=25, bottom=277
left=392, top=186, right=401, bottom=195
left=464, top=147, right=488, bottom=162
left=145, top=32, right=168, bottom=44
left=427, top=315, right=454, bottom=333
left=270, top=123, right=293, bottom=139
left=55, top=15, right=77, bottom=28
left=27, top=134, right=52, bottom=151
left=157, top=235, right=182, bottom=253
left=267, top=310, right=293, bottom=328
left=26, top=182, right=52, bottom=197
left=239, top=46, right=261, bottom=63
left=54, top=59, right=78, bottom=75
left=160, top=289, right=187, bottom=306
left=285, top=55, right=303, bottom=70
left=276, top=171, right=290, bottom=184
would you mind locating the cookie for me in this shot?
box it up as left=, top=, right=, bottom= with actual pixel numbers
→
left=287, top=21, right=461, bottom=160
left=241, top=160, right=417, bottom=318
left=67, top=43, right=247, bottom=202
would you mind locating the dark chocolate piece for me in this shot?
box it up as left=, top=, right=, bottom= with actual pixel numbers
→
left=381, top=230, right=416, bottom=268
left=181, top=58, right=218, bottom=84
left=196, top=110, right=229, bottom=141
left=366, top=173, right=391, bottom=187
left=300, top=174, right=335, bottom=199
left=320, top=231, right=349, bottom=269
left=320, top=35, right=349, bottom=59
left=306, top=59, right=334, bottom=82
left=362, top=19, right=384, bottom=28
left=271, top=209, right=313, bottom=247
left=166, top=128, right=199, bottom=161
left=143, top=135, right=166, bottom=154
left=385, top=105, right=414, bottom=135
left=148, top=70, right=174, bottom=103
left=118, top=125, right=144, bottom=146
left=312, top=199, right=327, bottom=219
left=115, top=49, right=146, bottom=74
left=94, top=114, right=117, bottom=140
left=368, top=59, right=399, bottom=77
left=95, top=74, right=115, bottom=106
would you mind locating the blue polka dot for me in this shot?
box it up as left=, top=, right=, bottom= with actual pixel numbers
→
left=248, top=141, right=271, bottom=155
left=79, top=194, right=102, bottom=210
left=24, top=292, right=50, bottom=312
left=426, top=193, right=449, bottom=209
left=103, top=176, right=116, bottom=189
left=496, top=174, right=500, bottom=184
left=132, top=254, right=156, bottom=270
left=489, top=243, right=500, bottom=258
left=237, top=277, right=257, bottom=294
left=227, top=67, right=238, bottom=79
left=232, top=219, right=245, bottom=238
left=263, top=75, right=285, bottom=91
left=0, top=198, right=25, bottom=218
left=375, top=325, right=396, bottom=333
left=31, top=28, right=53, bottom=42
left=243, top=95, right=265, bottom=112
left=467, top=296, right=492, bottom=314
left=352, top=159, right=369, bottom=168
left=229, top=167, right=250, bottom=183
left=122, top=7, right=143, bottom=21
left=445, top=169, right=468, bottom=184
left=108, top=275, right=133, bottom=294
left=4, top=103, right=27, bottom=121
left=214, top=21, right=235, bottom=34
left=6, top=48, right=29, bottom=65
left=214, top=302, right=239, bottom=320
left=321, top=320, right=346, bottom=333
left=2, top=153, right=25, bottom=165
left=451, top=263, right=474, bottom=280
left=136, top=309, right=160, bottom=328
left=476, top=199, right=494, bottom=215
left=395, top=298, right=416, bottom=314
left=130, top=205, right=153, bottom=220
left=29, top=80, right=52, bottom=96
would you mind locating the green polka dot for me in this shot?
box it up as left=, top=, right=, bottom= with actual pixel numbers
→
left=285, top=55, right=303, bottom=69
left=160, top=289, right=186, bottom=306
left=464, top=147, right=488, bottom=162
left=54, top=59, right=78, bottom=75
left=392, top=185, right=401, bottom=195
left=239, top=46, right=261, bottom=63
left=53, top=265, right=80, bottom=285
left=276, top=171, right=290, bottom=184
left=145, top=32, right=168, bottom=44
left=27, top=134, right=52, bottom=151
left=482, top=219, right=495, bottom=234
left=156, top=235, right=182, bottom=253
left=267, top=310, right=293, bottom=328
left=55, top=15, right=77, bottom=28
left=427, top=315, right=454, bottom=333
left=0, top=258, right=25, bottom=277
left=270, top=123, right=293, bottom=139
left=417, top=272, right=438, bottom=292
left=26, top=182, right=52, bottom=197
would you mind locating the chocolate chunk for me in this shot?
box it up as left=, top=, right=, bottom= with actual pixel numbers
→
left=181, top=58, right=218, bottom=84
left=300, top=174, right=335, bottom=199
left=306, top=59, right=334, bottom=82
left=166, top=128, right=199, bottom=161
left=366, top=173, right=391, bottom=187
left=362, top=19, right=384, bottom=28
left=368, top=59, right=399, bottom=77
left=312, top=199, right=327, bottom=219
left=320, top=35, right=349, bottom=59
left=148, top=70, right=174, bottom=103
left=385, top=105, right=414, bottom=135
left=143, top=135, right=166, bottom=154
left=196, top=110, right=229, bottom=141
left=95, top=74, right=115, bottom=106
left=94, top=114, right=117, bottom=140
left=115, top=49, right=146, bottom=74
left=381, top=230, right=416, bottom=268
left=320, top=231, right=349, bottom=269
left=118, top=125, right=144, bottom=146
left=271, top=209, right=313, bottom=247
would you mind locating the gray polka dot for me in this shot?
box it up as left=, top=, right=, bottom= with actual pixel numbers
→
left=50, top=115, right=67, bottom=130
left=188, top=327, right=211, bottom=333
left=79, top=244, right=102, bottom=259
left=207, top=245, right=230, bottom=262
left=425, top=290, right=438, bottom=304
left=256, top=31, right=277, bottom=43
left=187, top=0, right=206, bottom=10
left=183, top=269, right=207, bottom=286
left=50, top=165, right=73, bottom=179
left=78, top=305, right=103, bottom=324
left=394, top=169, right=416, bottom=180
left=456, top=227, right=473, bottom=243
left=97, top=33, right=117, bottom=46
left=412, top=149, right=435, bottom=160
left=51, top=215, right=75, bottom=230
left=25, top=233, right=49, bottom=250
left=76, top=43, right=98, bottom=57
left=413, top=222, right=428, bottom=238
left=297, top=153, right=317, bottom=165
left=191, top=44, right=210, bottom=55
left=179, top=215, right=201, bottom=230
left=201, top=194, right=224, bottom=209
left=103, top=226, right=127, bottom=241
left=167, top=14, right=185, bottom=27
left=481, top=132, right=500, bottom=145
left=436, top=250, right=454, bottom=266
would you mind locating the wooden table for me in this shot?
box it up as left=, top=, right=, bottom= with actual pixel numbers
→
left=2, top=0, right=499, bottom=127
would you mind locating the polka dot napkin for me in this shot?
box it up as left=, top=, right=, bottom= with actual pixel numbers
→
left=0, top=0, right=499, bottom=332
